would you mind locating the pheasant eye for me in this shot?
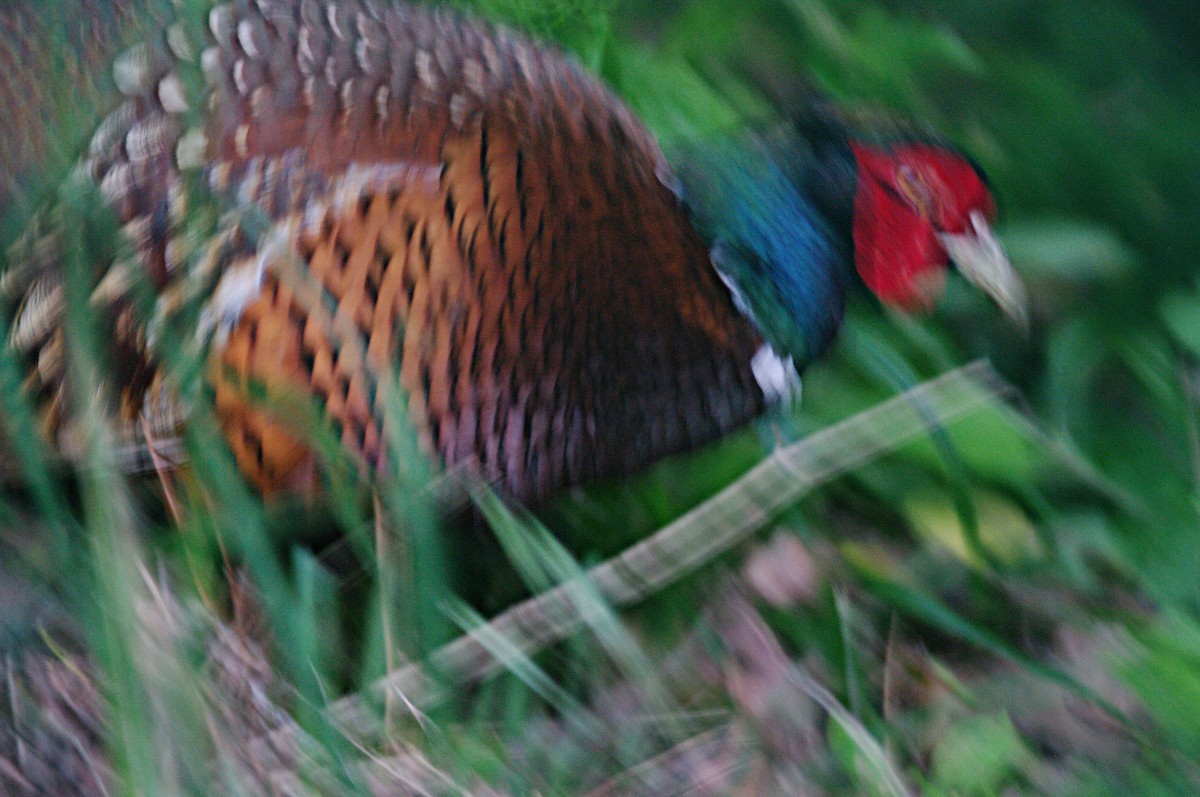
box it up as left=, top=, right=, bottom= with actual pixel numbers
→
left=895, top=164, right=940, bottom=221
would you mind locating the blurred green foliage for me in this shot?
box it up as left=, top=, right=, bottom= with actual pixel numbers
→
left=495, top=0, right=1200, bottom=790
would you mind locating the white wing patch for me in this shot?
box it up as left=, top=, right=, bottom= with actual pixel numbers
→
left=197, top=220, right=296, bottom=345
left=751, top=343, right=801, bottom=406
left=712, top=248, right=802, bottom=407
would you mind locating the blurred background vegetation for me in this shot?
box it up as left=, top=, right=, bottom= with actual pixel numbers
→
left=2, top=0, right=1200, bottom=794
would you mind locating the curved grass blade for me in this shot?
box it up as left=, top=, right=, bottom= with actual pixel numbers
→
left=328, top=361, right=1010, bottom=738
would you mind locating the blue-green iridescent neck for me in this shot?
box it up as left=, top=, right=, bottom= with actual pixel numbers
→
left=677, top=134, right=854, bottom=370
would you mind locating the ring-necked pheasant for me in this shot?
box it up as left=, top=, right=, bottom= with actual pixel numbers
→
left=2, top=0, right=1025, bottom=505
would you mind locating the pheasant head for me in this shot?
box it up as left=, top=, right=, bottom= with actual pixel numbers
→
left=678, top=112, right=1024, bottom=374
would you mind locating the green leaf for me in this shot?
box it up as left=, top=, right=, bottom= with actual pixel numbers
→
left=1118, top=612, right=1200, bottom=760
left=1003, top=218, right=1137, bottom=283
left=904, top=489, right=1043, bottom=568
left=930, top=712, right=1032, bottom=794
left=1160, top=290, right=1200, bottom=358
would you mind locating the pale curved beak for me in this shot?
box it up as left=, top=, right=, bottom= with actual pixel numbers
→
left=938, top=210, right=1029, bottom=329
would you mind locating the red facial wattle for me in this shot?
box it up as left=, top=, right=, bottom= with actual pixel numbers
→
left=849, top=142, right=996, bottom=311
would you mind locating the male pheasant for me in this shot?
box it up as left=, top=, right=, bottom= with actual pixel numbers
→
left=2, top=0, right=1024, bottom=505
